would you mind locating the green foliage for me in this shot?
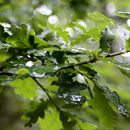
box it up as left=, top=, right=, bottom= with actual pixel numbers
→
left=0, top=1, right=130, bottom=129
left=100, top=27, right=115, bottom=52
left=76, top=120, right=97, bottom=130
left=38, top=107, right=63, bottom=130
left=6, top=24, right=35, bottom=49
left=25, top=99, right=47, bottom=127
left=89, top=85, right=117, bottom=129
left=48, top=24, right=70, bottom=44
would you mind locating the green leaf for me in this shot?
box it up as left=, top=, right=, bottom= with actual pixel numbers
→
left=60, top=111, right=77, bottom=130
left=48, top=23, right=70, bottom=43
left=38, top=107, right=63, bottom=130
left=116, top=11, right=130, bottom=18
left=6, top=24, right=34, bottom=49
left=102, top=86, right=129, bottom=117
left=0, top=50, right=11, bottom=62
left=71, top=33, right=89, bottom=46
left=30, top=65, right=58, bottom=78
left=10, top=77, right=38, bottom=99
left=77, top=65, right=98, bottom=80
left=34, top=36, right=48, bottom=48
left=89, top=85, right=116, bottom=129
left=100, top=27, right=115, bottom=52
left=25, top=99, right=47, bottom=127
left=16, top=68, right=29, bottom=76
left=87, top=12, right=115, bottom=29
left=53, top=72, right=87, bottom=104
left=73, top=21, right=87, bottom=33
left=52, top=51, right=65, bottom=64
left=118, top=66, right=130, bottom=78
left=77, top=120, right=97, bottom=130
left=126, top=38, right=130, bottom=51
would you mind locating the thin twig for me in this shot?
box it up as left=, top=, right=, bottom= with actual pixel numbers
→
left=58, top=51, right=129, bottom=71
left=31, top=76, right=60, bottom=111
left=59, top=57, right=97, bottom=71
left=106, top=51, right=127, bottom=57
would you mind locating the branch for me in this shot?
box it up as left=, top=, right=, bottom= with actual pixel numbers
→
left=0, top=72, right=14, bottom=76
left=106, top=51, right=128, bottom=57
left=31, top=77, right=60, bottom=111
left=59, top=51, right=130, bottom=71
left=59, top=57, right=97, bottom=71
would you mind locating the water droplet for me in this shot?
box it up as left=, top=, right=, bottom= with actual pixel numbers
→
left=35, top=5, right=52, bottom=15
left=31, top=72, right=45, bottom=78
left=118, top=105, right=129, bottom=117
left=48, top=15, right=59, bottom=24
left=63, top=93, right=86, bottom=104
left=25, top=61, right=34, bottom=67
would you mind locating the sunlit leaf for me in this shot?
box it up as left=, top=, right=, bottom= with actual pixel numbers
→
left=16, top=68, right=29, bottom=76
left=10, top=77, right=38, bottom=99
left=0, top=51, right=11, bottom=62
left=48, top=23, right=70, bottom=43
left=87, top=12, right=115, bottom=29
left=38, top=107, right=62, bottom=130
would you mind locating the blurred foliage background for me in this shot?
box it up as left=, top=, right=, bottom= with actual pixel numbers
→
left=0, top=0, right=130, bottom=130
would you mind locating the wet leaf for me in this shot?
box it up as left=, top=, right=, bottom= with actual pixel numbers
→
left=53, top=72, right=87, bottom=104
left=30, top=66, right=58, bottom=78
left=102, top=86, right=129, bottom=117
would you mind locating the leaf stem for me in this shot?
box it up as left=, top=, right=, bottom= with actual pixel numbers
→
left=31, top=77, right=60, bottom=111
